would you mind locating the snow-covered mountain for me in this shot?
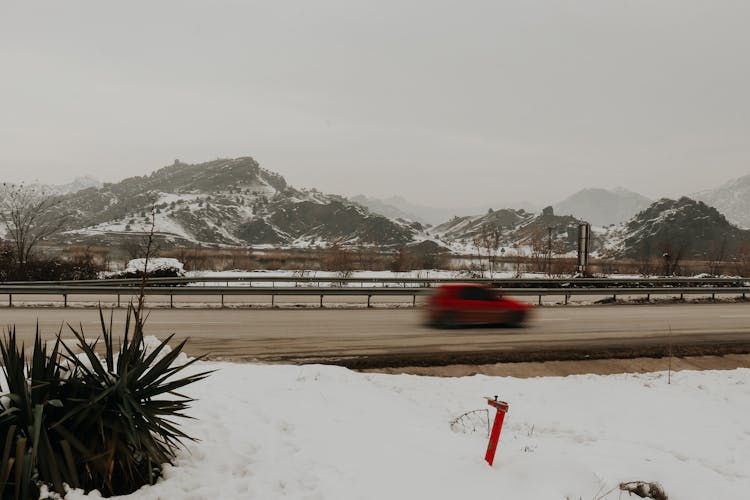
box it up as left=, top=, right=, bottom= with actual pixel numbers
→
left=28, top=175, right=103, bottom=196
left=430, top=206, right=587, bottom=253
left=349, top=195, right=424, bottom=223
left=55, top=158, right=422, bottom=247
left=12, top=160, right=750, bottom=260
left=693, top=174, right=750, bottom=229
left=352, top=195, right=539, bottom=226
left=604, top=197, right=750, bottom=259
left=54, top=175, right=102, bottom=194
left=554, top=187, right=651, bottom=226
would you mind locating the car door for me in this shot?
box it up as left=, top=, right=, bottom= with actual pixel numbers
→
left=457, top=286, right=497, bottom=324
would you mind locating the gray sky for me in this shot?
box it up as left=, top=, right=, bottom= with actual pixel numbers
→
left=1, top=0, right=749, bottom=207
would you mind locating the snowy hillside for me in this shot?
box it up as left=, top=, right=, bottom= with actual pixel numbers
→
left=29, top=175, right=102, bottom=196
left=56, top=158, right=422, bottom=247
left=604, top=196, right=750, bottom=259
left=350, top=195, right=425, bottom=223
left=430, top=206, right=587, bottom=254
left=694, top=174, right=750, bottom=229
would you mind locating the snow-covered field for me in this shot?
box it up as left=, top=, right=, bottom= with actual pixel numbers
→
left=60, top=358, right=749, bottom=499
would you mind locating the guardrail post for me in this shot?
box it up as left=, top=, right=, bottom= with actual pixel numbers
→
left=8, top=294, right=12, bottom=308
left=413, top=294, right=416, bottom=307
left=367, top=294, right=371, bottom=308
left=117, top=293, right=121, bottom=308
left=320, top=294, right=323, bottom=308
left=646, top=293, right=650, bottom=302
left=271, top=293, right=275, bottom=307
left=712, top=293, right=716, bottom=300
left=221, top=294, right=224, bottom=308
left=564, top=294, right=569, bottom=305
left=170, top=295, right=174, bottom=309
left=63, top=294, right=68, bottom=308
left=538, top=294, right=542, bottom=306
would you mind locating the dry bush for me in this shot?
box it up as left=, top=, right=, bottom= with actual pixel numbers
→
left=321, top=242, right=355, bottom=276
left=549, top=257, right=576, bottom=277
left=389, top=248, right=418, bottom=273
left=732, top=243, right=750, bottom=277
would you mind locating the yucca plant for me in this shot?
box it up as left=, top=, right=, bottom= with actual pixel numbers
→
left=55, top=306, right=212, bottom=495
left=1, top=327, right=70, bottom=500
left=0, top=306, right=212, bottom=498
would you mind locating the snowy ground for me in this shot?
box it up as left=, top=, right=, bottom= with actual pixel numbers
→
left=58, top=357, right=750, bottom=499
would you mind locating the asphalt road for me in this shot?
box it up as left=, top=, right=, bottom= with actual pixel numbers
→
left=1, top=303, right=749, bottom=367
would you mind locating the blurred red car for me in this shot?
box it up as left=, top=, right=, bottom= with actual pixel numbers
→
left=426, top=283, right=533, bottom=328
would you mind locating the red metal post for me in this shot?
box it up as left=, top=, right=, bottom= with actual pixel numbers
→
left=484, top=397, right=509, bottom=466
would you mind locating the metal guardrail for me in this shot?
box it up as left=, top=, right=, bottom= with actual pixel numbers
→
left=3, top=276, right=749, bottom=288
left=1, top=284, right=748, bottom=308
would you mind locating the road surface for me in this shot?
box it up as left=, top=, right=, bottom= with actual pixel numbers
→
left=2, top=303, right=749, bottom=367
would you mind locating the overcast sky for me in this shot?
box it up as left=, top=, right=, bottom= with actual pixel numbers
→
left=1, top=1, right=748, bottom=207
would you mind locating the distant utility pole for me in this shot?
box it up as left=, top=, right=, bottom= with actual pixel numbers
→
left=577, top=223, right=591, bottom=276
left=546, top=226, right=554, bottom=275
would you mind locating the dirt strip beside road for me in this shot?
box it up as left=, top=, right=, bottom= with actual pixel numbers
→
left=360, top=354, right=750, bottom=378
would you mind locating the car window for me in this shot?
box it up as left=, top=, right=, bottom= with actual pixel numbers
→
left=458, top=287, right=495, bottom=301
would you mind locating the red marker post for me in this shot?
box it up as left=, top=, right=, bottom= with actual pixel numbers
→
left=484, top=397, right=509, bottom=466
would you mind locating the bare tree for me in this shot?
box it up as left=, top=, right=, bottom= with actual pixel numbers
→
left=706, top=237, right=727, bottom=276
left=526, top=229, right=548, bottom=273
left=475, top=223, right=501, bottom=277
left=511, top=244, right=526, bottom=278
left=659, top=239, right=689, bottom=276
left=0, top=183, right=66, bottom=266
left=734, top=243, right=750, bottom=277
left=120, top=233, right=164, bottom=262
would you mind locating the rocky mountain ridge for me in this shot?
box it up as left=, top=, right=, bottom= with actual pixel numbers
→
left=54, top=158, right=421, bottom=247
left=604, top=197, right=750, bottom=259
left=429, top=206, right=589, bottom=254
left=6, top=160, right=750, bottom=262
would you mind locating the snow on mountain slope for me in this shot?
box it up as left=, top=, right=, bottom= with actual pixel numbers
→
left=554, top=187, right=651, bottom=226
left=55, top=157, right=422, bottom=247
left=604, top=197, right=750, bottom=259
left=694, top=174, right=750, bottom=229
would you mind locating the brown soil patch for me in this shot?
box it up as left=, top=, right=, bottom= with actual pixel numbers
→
left=360, top=354, right=750, bottom=378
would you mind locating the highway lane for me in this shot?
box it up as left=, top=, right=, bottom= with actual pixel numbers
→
left=1, top=303, right=749, bottom=366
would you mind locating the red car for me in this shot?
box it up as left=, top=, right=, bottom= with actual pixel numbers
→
left=426, top=283, right=533, bottom=328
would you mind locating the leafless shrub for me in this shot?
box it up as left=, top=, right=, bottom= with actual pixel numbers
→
left=549, top=257, right=576, bottom=277
left=322, top=241, right=355, bottom=277
left=733, top=243, right=750, bottom=277
left=389, top=247, right=417, bottom=272
left=705, top=237, right=727, bottom=276
left=120, top=234, right=163, bottom=261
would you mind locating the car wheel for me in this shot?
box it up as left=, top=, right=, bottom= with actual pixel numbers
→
left=437, top=312, right=458, bottom=329
left=506, top=310, right=526, bottom=328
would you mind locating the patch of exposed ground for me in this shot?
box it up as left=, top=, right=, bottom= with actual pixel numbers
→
left=360, top=354, right=750, bottom=378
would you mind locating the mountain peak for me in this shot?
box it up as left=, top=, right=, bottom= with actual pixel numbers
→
left=693, top=173, right=750, bottom=228
left=554, top=187, right=651, bottom=226
left=612, top=196, right=750, bottom=259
